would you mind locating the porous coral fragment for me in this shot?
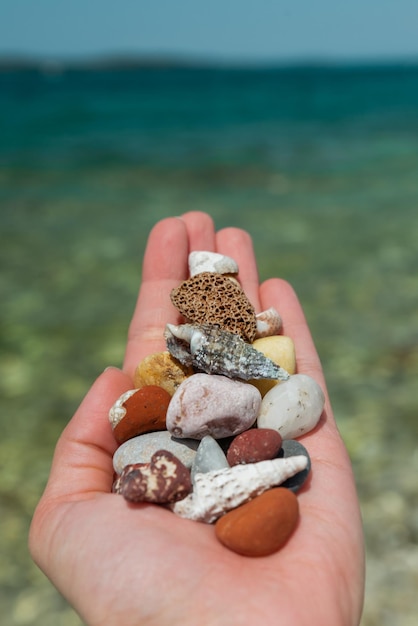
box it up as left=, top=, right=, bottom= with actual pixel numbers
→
left=170, top=271, right=257, bottom=342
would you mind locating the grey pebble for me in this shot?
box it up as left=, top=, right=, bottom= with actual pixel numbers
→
left=113, top=430, right=199, bottom=475
left=278, top=439, right=311, bottom=492
left=191, top=435, right=230, bottom=484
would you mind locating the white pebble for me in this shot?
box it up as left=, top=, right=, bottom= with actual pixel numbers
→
left=257, top=374, right=325, bottom=439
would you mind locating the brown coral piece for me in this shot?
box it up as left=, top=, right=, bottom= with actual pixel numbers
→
left=170, top=272, right=257, bottom=342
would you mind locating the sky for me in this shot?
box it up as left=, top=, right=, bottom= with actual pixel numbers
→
left=1, top=0, right=418, bottom=63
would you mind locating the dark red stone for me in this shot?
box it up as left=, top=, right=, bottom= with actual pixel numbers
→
left=226, top=428, right=283, bottom=465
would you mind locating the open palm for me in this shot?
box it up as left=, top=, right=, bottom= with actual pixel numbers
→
left=29, top=211, right=365, bottom=626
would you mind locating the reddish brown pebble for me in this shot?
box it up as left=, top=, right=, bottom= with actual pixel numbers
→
left=115, top=450, right=192, bottom=504
left=226, top=428, right=283, bottom=465
left=113, top=386, right=171, bottom=444
left=215, top=487, right=299, bottom=557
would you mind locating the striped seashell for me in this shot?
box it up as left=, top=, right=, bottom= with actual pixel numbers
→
left=255, top=307, right=283, bottom=338
left=164, top=323, right=290, bottom=381
left=171, top=454, right=308, bottom=523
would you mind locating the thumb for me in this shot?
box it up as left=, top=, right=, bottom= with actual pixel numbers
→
left=42, top=367, right=133, bottom=502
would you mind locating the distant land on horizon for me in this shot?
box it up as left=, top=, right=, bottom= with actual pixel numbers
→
left=1, top=51, right=418, bottom=72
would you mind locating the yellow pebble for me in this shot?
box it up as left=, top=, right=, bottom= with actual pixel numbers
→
left=250, top=336, right=296, bottom=396
left=134, top=351, right=194, bottom=396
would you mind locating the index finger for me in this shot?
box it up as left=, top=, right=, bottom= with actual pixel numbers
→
left=216, top=226, right=261, bottom=312
left=123, top=217, right=189, bottom=377
left=123, top=212, right=218, bottom=377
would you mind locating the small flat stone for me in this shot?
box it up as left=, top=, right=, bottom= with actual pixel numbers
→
left=215, top=487, right=300, bottom=557
left=257, top=374, right=325, bottom=439
left=166, top=373, right=261, bottom=439
left=113, top=431, right=199, bottom=475
left=227, top=428, right=283, bottom=465
left=191, top=435, right=230, bottom=483
left=278, top=439, right=311, bottom=493
left=110, top=386, right=171, bottom=444
left=114, top=450, right=192, bottom=504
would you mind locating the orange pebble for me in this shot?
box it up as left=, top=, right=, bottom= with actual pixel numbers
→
left=113, top=386, right=171, bottom=444
left=215, top=487, right=299, bottom=557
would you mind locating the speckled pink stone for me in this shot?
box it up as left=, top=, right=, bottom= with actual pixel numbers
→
left=166, top=373, right=261, bottom=439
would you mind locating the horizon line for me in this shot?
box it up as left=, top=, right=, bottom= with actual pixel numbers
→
left=1, top=50, right=418, bottom=71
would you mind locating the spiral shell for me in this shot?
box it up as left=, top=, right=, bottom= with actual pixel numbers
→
left=171, top=455, right=308, bottom=522
left=255, top=307, right=283, bottom=338
left=164, top=323, right=290, bottom=381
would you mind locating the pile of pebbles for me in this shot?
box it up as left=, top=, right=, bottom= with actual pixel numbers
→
left=109, top=251, right=325, bottom=557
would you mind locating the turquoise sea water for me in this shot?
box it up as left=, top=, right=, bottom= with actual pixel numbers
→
left=1, top=63, right=418, bottom=625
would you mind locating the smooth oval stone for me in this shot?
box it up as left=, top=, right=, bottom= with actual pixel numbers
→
left=215, top=487, right=299, bottom=557
left=250, top=335, right=296, bottom=397
left=191, top=435, right=230, bottom=483
left=112, top=386, right=171, bottom=444
left=227, top=428, right=282, bottom=466
left=113, top=431, right=199, bottom=474
left=257, top=374, right=325, bottom=439
left=279, top=439, right=311, bottom=492
left=166, top=373, right=261, bottom=439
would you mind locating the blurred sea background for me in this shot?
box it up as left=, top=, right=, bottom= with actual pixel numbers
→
left=1, top=59, right=418, bottom=625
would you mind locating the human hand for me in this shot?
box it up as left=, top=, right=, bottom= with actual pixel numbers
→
left=29, top=211, right=365, bottom=626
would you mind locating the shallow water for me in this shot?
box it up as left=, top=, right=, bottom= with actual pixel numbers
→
left=1, top=63, right=418, bottom=624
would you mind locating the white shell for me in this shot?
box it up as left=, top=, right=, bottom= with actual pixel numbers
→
left=108, top=389, right=137, bottom=428
left=188, top=251, right=239, bottom=277
left=257, top=374, right=325, bottom=439
left=171, top=454, right=308, bottom=523
left=255, top=307, right=283, bottom=338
